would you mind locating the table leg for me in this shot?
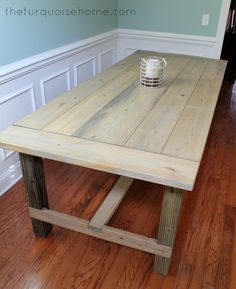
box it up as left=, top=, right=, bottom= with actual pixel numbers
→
left=153, top=186, right=183, bottom=275
left=19, top=153, right=52, bottom=237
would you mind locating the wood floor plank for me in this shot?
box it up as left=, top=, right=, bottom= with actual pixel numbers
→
left=229, top=219, right=236, bottom=289
left=215, top=207, right=235, bottom=289
left=229, top=170, right=236, bottom=207
left=200, top=180, right=228, bottom=289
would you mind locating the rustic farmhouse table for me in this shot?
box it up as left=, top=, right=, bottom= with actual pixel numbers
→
left=0, top=51, right=226, bottom=275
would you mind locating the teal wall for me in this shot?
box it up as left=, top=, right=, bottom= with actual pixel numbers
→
left=118, top=0, right=222, bottom=37
left=1, top=0, right=223, bottom=66
left=0, top=0, right=117, bottom=66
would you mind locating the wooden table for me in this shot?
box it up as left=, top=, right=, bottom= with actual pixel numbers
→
left=0, top=51, right=226, bottom=275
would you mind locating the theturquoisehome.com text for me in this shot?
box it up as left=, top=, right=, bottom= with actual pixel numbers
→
left=4, top=7, right=137, bottom=17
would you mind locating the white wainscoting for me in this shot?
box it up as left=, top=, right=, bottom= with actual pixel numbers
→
left=116, top=29, right=219, bottom=61
left=0, top=85, right=37, bottom=179
left=74, top=57, right=96, bottom=86
left=98, top=48, right=116, bottom=72
left=40, top=68, right=71, bottom=105
left=0, top=30, right=117, bottom=196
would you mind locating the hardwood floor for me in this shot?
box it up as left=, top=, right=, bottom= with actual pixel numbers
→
left=0, top=80, right=236, bottom=289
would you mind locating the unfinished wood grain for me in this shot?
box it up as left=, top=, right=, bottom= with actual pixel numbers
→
left=153, top=187, right=183, bottom=275
left=0, top=52, right=226, bottom=194
left=126, top=59, right=208, bottom=153
left=88, top=176, right=133, bottom=232
left=73, top=57, right=189, bottom=144
left=73, top=84, right=161, bottom=143
left=43, top=71, right=139, bottom=135
left=29, top=207, right=172, bottom=257
left=19, top=153, right=52, bottom=237
left=16, top=51, right=173, bottom=133
left=0, top=125, right=198, bottom=190
left=16, top=52, right=142, bottom=130
left=163, top=60, right=227, bottom=162
left=21, top=52, right=176, bottom=136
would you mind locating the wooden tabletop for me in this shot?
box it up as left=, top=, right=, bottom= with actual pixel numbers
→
left=0, top=51, right=227, bottom=190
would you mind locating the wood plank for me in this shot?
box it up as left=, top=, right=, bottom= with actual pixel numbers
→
left=73, top=84, right=161, bottom=143
left=29, top=208, right=172, bottom=258
left=162, top=60, right=227, bottom=162
left=43, top=71, right=139, bottom=135
left=16, top=52, right=142, bottom=130
left=125, top=59, right=208, bottom=153
left=72, top=57, right=189, bottom=145
left=88, top=176, right=133, bottom=232
left=0, top=126, right=198, bottom=190
left=153, top=187, right=183, bottom=275
left=229, top=221, right=236, bottom=289
left=16, top=52, right=174, bottom=132
left=19, top=153, right=52, bottom=237
left=215, top=207, right=235, bottom=289
left=40, top=53, right=174, bottom=135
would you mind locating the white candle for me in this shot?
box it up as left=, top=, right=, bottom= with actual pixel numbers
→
left=145, top=59, right=161, bottom=78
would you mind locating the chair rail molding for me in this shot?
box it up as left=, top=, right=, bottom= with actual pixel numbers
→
left=0, top=30, right=118, bottom=85
left=116, top=29, right=218, bottom=61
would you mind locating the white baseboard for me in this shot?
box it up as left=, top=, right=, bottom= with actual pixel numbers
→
left=0, top=161, right=22, bottom=196
left=117, top=28, right=218, bottom=61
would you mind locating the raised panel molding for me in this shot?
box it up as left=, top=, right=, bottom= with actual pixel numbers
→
left=40, top=69, right=71, bottom=105
left=124, top=48, right=138, bottom=58
left=3, top=150, right=15, bottom=161
left=98, top=48, right=116, bottom=72
left=0, top=85, right=36, bottom=109
left=74, top=57, right=96, bottom=86
left=0, top=150, right=5, bottom=162
left=0, top=85, right=36, bottom=132
left=0, top=161, right=22, bottom=196
left=0, top=85, right=36, bottom=162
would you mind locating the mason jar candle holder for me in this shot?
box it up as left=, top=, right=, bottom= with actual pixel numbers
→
left=140, top=56, right=167, bottom=88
